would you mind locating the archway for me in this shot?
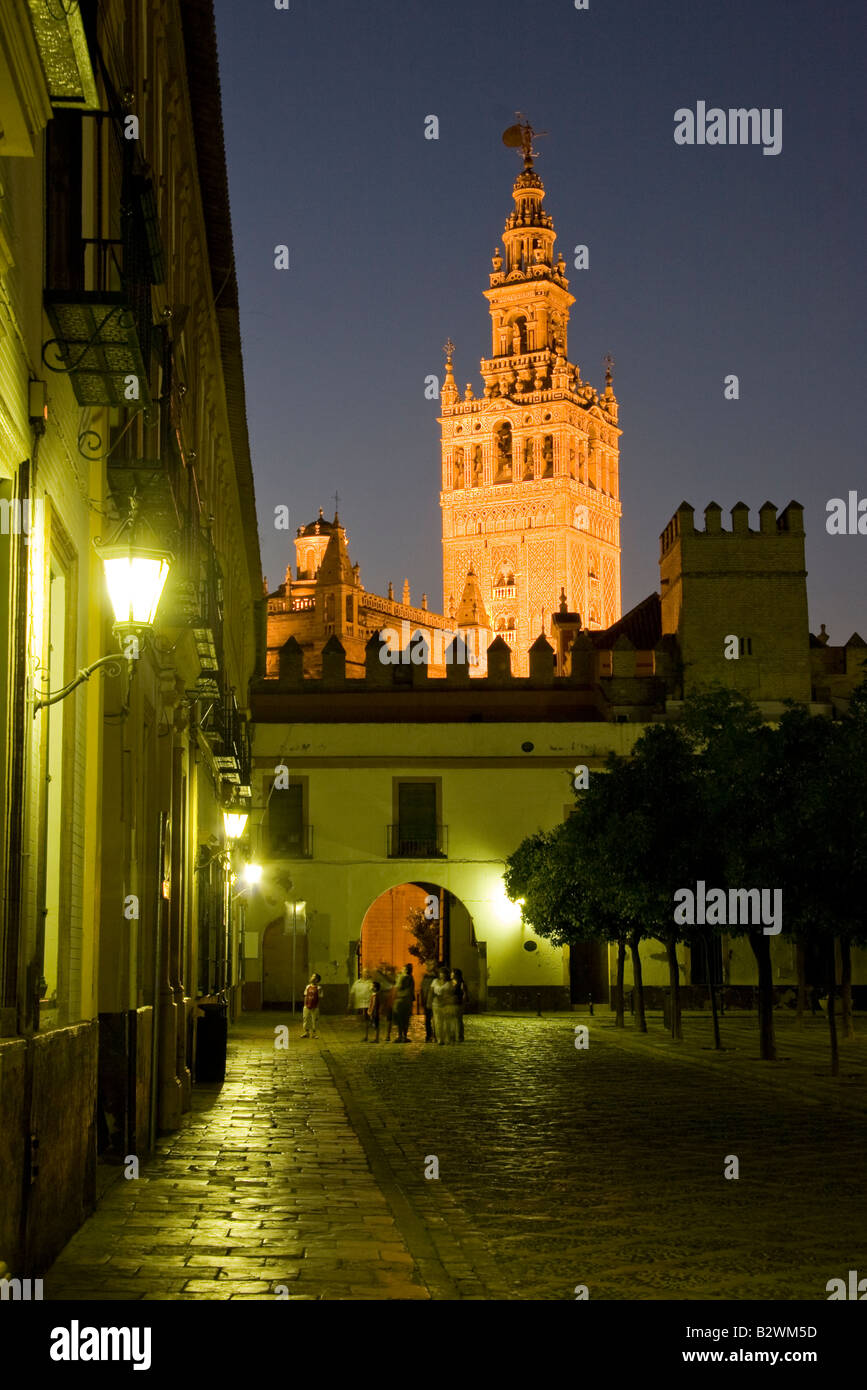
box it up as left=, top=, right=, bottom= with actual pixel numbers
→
left=357, top=882, right=481, bottom=1010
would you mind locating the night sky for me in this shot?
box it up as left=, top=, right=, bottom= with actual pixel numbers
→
left=213, top=0, right=865, bottom=644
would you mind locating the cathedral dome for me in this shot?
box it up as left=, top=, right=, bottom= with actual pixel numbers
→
left=297, top=507, right=338, bottom=538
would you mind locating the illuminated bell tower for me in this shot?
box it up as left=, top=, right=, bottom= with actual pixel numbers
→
left=439, top=119, right=622, bottom=675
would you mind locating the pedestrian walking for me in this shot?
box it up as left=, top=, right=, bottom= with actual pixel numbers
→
left=437, top=972, right=458, bottom=1044
left=377, top=968, right=396, bottom=1041
left=452, top=968, right=468, bottom=1041
left=431, top=965, right=449, bottom=1044
left=367, top=980, right=382, bottom=1043
left=391, top=963, right=415, bottom=1042
left=349, top=970, right=374, bottom=1039
left=420, top=961, right=437, bottom=1042
left=301, top=973, right=322, bottom=1038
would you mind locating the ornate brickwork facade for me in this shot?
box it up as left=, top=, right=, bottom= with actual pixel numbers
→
left=439, top=123, right=622, bottom=674
left=266, top=512, right=468, bottom=679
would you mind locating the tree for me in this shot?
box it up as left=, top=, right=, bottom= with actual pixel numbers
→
left=405, top=907, right=439, bottom=965
left=596, top=724, right=707, bottom=1042
left=677, top=689, right=779, bottom=1060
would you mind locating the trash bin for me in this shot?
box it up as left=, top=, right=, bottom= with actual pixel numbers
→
left=195, top=995, right=228, bottom=1082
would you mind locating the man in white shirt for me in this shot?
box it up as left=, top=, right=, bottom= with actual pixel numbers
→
left=349, top=970, right=374, bottom=1040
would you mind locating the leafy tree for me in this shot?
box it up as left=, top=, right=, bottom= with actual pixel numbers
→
left=676, top=689, right=779, bottom=1059
left=405, top=907, right=439, bottom=965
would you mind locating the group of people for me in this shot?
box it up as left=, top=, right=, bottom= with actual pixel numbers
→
left=349, top=962, right=468, bottom=1044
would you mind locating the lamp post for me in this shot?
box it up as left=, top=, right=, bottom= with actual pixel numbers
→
left=33, top=496, right=172, bottom=713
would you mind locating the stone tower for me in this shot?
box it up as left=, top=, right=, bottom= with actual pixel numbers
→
left=659, top=500, right=812, bottom=703
left=439, top=121, right=622, bottom=675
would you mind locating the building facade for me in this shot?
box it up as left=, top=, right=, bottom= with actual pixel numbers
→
left=0, top=0, right=262, bottom=1278
left=249, top=500, right=867, bottom=1016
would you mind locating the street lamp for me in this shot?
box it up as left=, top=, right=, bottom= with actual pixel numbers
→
left=222, top=807, right=249, bottom=841
left=99, top=543, right=170, bottom=648
left=241, top=862, right=262, bottom=887
left=33, top=496, right=172, bottom=713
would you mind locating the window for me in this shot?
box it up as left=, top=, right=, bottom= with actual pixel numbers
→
left=391, top=779, right=444, bottom=857
left=268, top=779, right=311, bottom=857
left=46, top=111, right=84, bottom=290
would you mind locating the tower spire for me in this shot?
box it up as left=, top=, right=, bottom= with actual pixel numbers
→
left=441, top=337, right=458, bottom=408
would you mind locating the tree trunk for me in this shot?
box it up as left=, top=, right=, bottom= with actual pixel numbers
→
left=629, top=931, right=647, bottom=1032
left=840, top=935, right=853, bottom=1039
left=827, top=937, right=839, bottom=1076
left=614, top=937, right=625, bottom=1027
left=748, top=931, right=776, bottom=1061
left=795, top=941, right=807, bottom=1026
left=704, top=932, right=721, bottom=1050
left=666, top=937, right=682, bottom=1041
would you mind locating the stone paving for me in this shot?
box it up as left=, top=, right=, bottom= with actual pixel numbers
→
left=46, top=1009, right=867, bottom=1301
left=46, top=1020, right=427, bottom=1301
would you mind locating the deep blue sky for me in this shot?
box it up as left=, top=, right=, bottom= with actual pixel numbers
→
left=213, top=0, right=865, bottom=643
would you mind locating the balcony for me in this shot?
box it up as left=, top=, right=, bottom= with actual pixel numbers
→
left=161, top=527, right=225, bottom=694
left=43, top=127, right=164, bottom=405
left=387, top=825, right=448, bottom=858
left=25, top=0, right=99, bottom=112
left=105, top=455, right=179, bottom=529
left=44, top=292, right=152, bottom=407
left=200, top=687, right=249, bottom=791
left=266, top=824, right=314, bottom=859
left=493, top=585, right=515, bottom=601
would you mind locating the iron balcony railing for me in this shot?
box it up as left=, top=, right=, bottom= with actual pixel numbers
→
left=200, top=686, right=249, bottom=792
left=387, top=825, right=448, bottom=859
left=266, top=823, right=314, bottom=859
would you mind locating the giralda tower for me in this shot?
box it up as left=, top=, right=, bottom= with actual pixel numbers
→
left=439, top=121, right=622, bottom=674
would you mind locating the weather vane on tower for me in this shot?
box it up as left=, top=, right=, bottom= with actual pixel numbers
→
left=501, top=113, right=548, bottom=168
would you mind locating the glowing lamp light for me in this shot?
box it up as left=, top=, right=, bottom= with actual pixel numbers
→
left=496, top=889, right=525, bottom=925
left=95, top=497, right=172, bottom=646
left=242, top=862, right=262, bottom=886
left=101, top=549, right=171, bottom=632
left=223, top=810, right=249, bottom=840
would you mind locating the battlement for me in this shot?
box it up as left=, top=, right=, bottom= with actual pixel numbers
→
left=252, top=628, right=670, bottom=725
left=660, top=500, right=805, bottom=560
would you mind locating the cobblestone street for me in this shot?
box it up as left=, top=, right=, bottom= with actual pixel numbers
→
left=46, top=1011, right=867, bottom=1301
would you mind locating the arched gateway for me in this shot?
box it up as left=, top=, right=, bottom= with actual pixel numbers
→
left=354, top=882, right=482, bottom=1010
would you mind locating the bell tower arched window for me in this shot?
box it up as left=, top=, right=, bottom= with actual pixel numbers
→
left=494, top=421, right=512, bottom=483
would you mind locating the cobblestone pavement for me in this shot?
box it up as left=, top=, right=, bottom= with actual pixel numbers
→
left=46, top=1010, right=867, bottom=1301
